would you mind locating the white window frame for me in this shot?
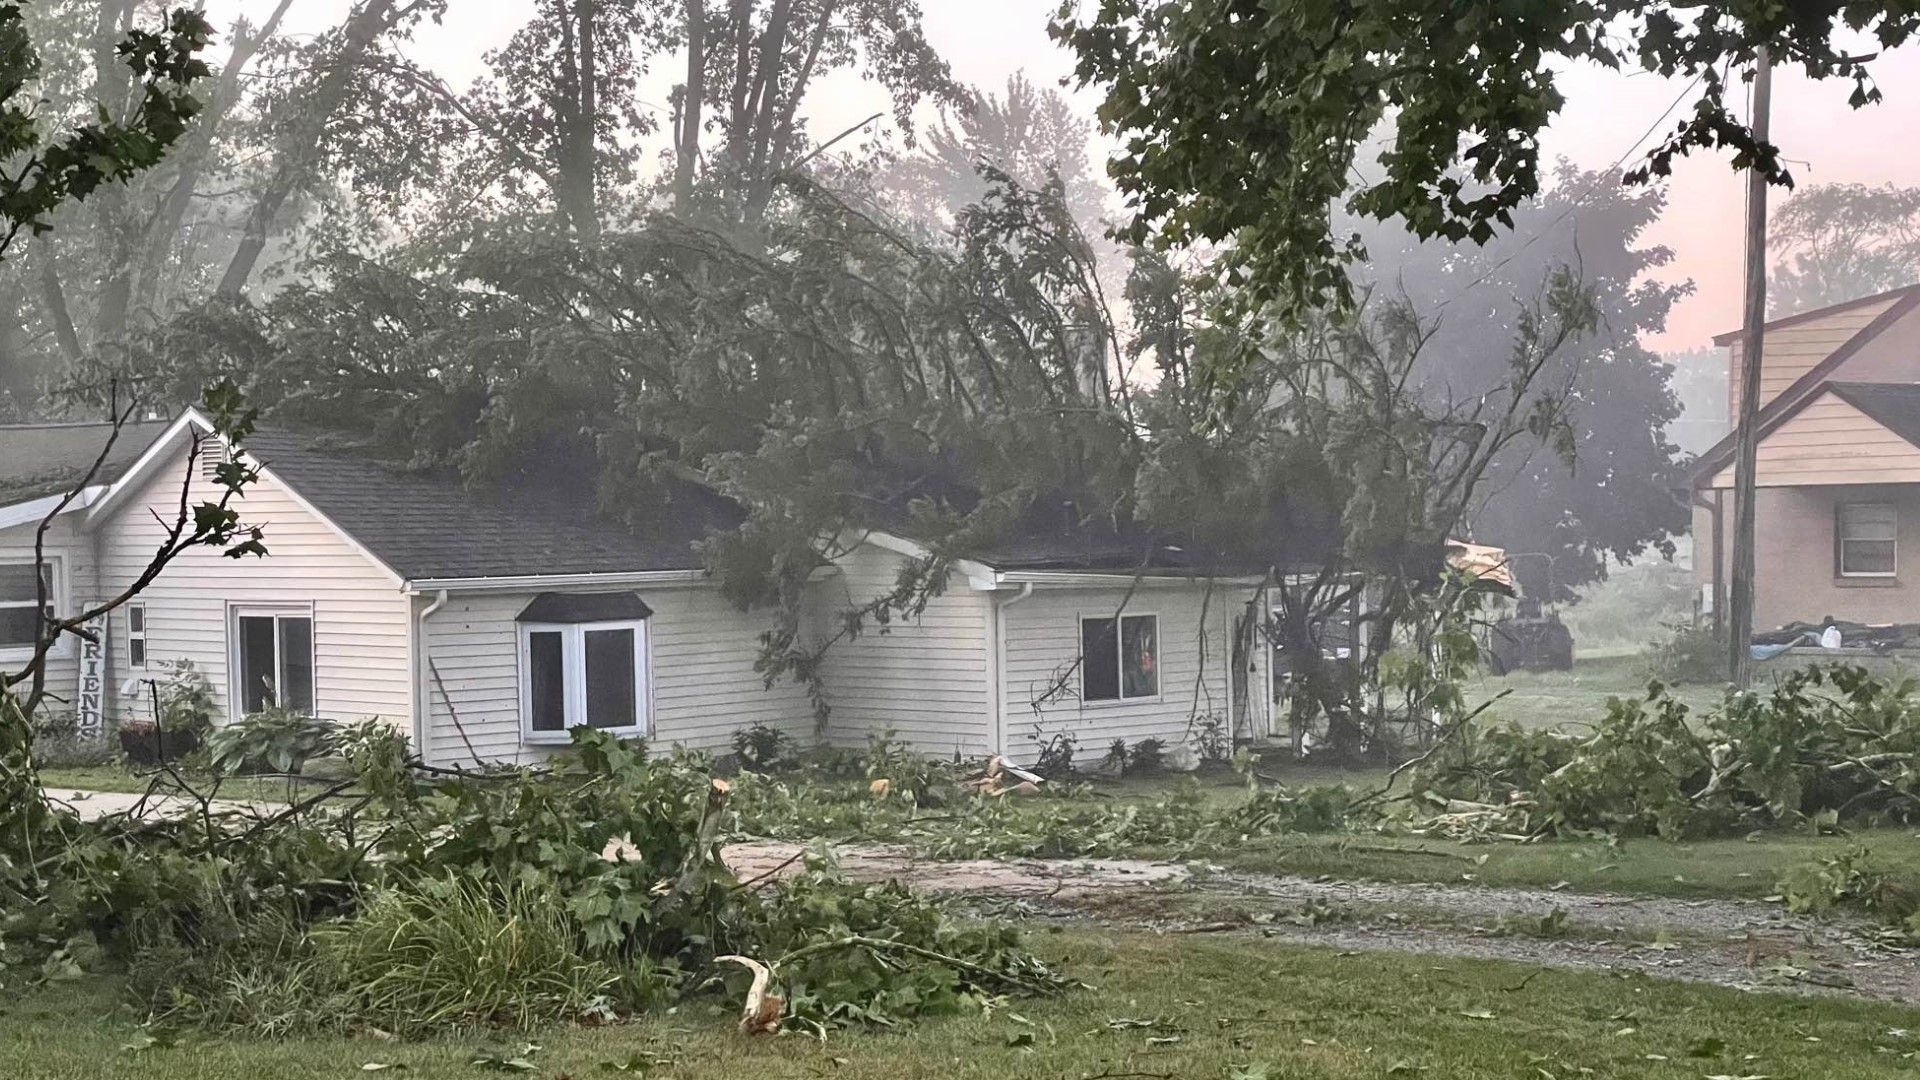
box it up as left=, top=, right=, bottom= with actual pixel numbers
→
left=0, top=555, right=65, bottom=664
left=227, top=603, right=317, bottom=719
left=125, top=602, right=148, bottom=670
left=1079, top=611, right=1162, bottom=704
left=517, top=618, right=652, bottom=744
left=1836, top=502, right=1898, bottom=578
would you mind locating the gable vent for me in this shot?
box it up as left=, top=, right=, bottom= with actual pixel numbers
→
left=198, top=440, right=230, bottom=483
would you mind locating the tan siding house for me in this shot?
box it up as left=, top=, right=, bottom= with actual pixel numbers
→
left=3, top=410, right=1270, bottom=768
left=1694, top=285, right=1920, bottom=634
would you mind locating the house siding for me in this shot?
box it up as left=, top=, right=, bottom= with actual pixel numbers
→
left=1001, top=582, right=1238, bottom=761
left=421, top=584, right=814, bottom=766
left=94, top=445, right=413, bottom=730
left=1709, top=392, right=1920, bottom=488
left=1727, top=295, right=1904, bottom=414
left=1700, top=483, right=1920, bottom=629
left=815, top=543, right=993, bottom=757
left=0, top=514, right=95, bottom=717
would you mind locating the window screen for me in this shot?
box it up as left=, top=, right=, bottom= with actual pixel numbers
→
left=1121, top=615, right=1158, bottom=698
left=1081, top=617, right=1120, bottom=701
left=278, top=617, right=314, bottom=712
left=584, top=628, right=638, bottom=729
left=1837, top=503, right=1897, bottom=576
left=238, top=616, right=278, bottom=713
left=527, top=630, right=567, bottom=732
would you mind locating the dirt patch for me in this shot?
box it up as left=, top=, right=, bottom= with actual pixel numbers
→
left=723, top=840, right=1920, bottom=1006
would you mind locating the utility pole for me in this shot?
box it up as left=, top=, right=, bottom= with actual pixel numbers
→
left=1727, top=46, right=1773, bottom=689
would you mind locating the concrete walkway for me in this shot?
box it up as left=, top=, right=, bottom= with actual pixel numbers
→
left=40, top=786, right=275, bottom=821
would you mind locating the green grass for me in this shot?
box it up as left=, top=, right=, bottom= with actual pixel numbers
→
left=37, top=763, right=305, bottom=803
left=6, top=931, right=1918, bottom=1079
left=1465, top=656, right=1725, bottom=731
left=1202, top=827, right=1920, bottom=899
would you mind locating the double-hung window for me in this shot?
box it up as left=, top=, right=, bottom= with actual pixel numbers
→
left=232, top=606, right=315, bottom=715
left=1081, top=613, right=1158, bottom=702
left=517, top=593, right=653, bottom=743
left=1836, top=503, right=1897, bottom=578
left=0, top=559, right=57, bottom=661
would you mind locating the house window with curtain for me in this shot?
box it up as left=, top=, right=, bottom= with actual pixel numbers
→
left=0, top=559, right=57, bottom=661
left=1836, top=503, right=1897, bottom=577
left=1081, top=614, right=1159, bottom=702
left=232, top=607, right=315, bottom=715
left=516, top=592, right=653, bottom=743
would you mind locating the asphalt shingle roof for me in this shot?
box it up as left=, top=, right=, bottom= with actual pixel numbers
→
left=241, top=428, right=744, bottom=581
left=0, top=420, right=171, bottom=507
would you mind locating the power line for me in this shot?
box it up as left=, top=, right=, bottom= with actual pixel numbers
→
left=1427, top=70, right=1706, bottom=314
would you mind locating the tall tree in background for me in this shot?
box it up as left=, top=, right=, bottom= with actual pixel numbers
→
left=1770, top=182, right=1920, bottom=316
left=1663, top=346, right=1730, bottom=457
left=878, top=71, right=1105, bottom=229
left=2, top=0, right=442, bottom=415
left=669, top=0, right=967, bottom=223
left=1342, top=162, right=1691, bottom=599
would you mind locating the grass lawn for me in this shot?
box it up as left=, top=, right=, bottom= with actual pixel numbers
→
left=37, top=763, right=310, bottom=804
left=7, top=930, right=1920, bottom=1080
left=1465, top=656, right=1725, bottom=731
left=1202, top=827, right=1920, bottom=899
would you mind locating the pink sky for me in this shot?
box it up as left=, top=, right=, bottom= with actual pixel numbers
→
left=242, top=1, right=1920, bottom=353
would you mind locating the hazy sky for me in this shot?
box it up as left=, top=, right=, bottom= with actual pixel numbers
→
left=238, top=0, right=1920, bottom=354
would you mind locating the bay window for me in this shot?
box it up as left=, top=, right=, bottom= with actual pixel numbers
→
left=517, top=592, right=653, bottom=743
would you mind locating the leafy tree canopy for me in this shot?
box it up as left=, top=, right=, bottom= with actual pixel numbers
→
left=1049, top=0, right=1917, bottom=324
left=1770, top=181, right=1920, bottom=315
left=0, top=3, right=211, bottom=258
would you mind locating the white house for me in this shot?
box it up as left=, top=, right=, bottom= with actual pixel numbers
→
left=0, top=410, right=1274, bottom=766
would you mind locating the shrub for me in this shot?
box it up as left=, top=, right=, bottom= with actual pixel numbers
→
left=1126, top=738, right=1167, bottom=775
left=207, top=706, right=336, bottom=775
left=731, top=723, right=794, bottom=772
left=30, top=712, right=114, bottom=769
left=1193, top=715, right=1231, bottom=768
left=315, top=876, right=622, bottom=1035
left=1641, top=622, right=1722, bottom=685
left=1030, top=728, right=1076, bottom=779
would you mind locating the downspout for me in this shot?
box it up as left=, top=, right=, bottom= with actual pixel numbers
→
left=989, top=582, right=1035, bottom=757
left=413, top=589, right=449, bottom=764
left=1692, top=490, right=1724, bottom=638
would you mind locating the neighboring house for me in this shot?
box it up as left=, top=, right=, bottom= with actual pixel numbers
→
left=0, top=410, right=1273, bottom=766
left=1690, top=285, right=1920, bottom=629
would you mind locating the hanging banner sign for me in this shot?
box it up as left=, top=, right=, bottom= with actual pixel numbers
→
left=74, top=615, right=108, bottom=738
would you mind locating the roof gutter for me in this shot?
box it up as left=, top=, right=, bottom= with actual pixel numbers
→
left=0, top=487, right=108, bottom=531
left=402, top=569, right=711, bottom=594
left=989, top=570, right=1268, bottom=588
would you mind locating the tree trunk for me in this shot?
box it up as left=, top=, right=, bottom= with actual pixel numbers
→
left=673, top=0, right=707, bottom=207
left=561, top=0, right=600, bottom=240
left=217, top=0, right=400, bottom=301
left=37, top=254, right=83, bottom=366
left=739, top=0, right=793, bottom=222
left=133, top=0, right=294, bottom=317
